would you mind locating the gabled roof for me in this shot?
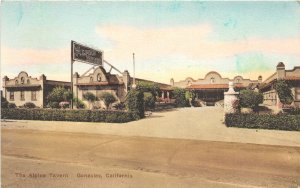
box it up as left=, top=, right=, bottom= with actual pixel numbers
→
left=285, top=76, right=300, bottom=81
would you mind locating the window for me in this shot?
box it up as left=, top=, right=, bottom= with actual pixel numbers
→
left=31, top=91, right=37, bottom=101
left=9, top=91, right=14, bottom=101
left=97, top=74, right=101, bottom=82
left=15, top=80, right=18, bottom=84
left=27, top=79, right=30, bottom=84
left=236, top=79, right=240, bottom=83
left=210, top=77, right=215, bottom=83
left=21, top=77, right=25, bottom=84
left=20, top=91, right=25, bottom=101
left=90, top=77, right=93, bottom=82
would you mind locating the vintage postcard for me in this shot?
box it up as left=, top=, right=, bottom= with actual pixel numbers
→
left=1, top=1, right=300, bottom=188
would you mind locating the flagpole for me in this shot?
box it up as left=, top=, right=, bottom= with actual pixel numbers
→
left=132, top=53, right=136, bottom=89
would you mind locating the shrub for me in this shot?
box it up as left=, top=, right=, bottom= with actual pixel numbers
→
left=1, top=108, right=135, bottom=123
left=83, top=92, right=97, bottom=109
left=8, top=103, right=16, bottom=109
left=73, top=98, right=85, bottom=109
left=288, top=107, right=300, bottom=115
left=112, top=102, right=126, bottom=110
left=99, top=92, right=117, bottom=110
left=225, top=113, right=300, bottom=131
left=173, top=88, right=189, bottom=107
left=125, top=89, right=144, bottom=119
left=23, top=102, right=36, bottom=108
left=144, top=92, right=155, bottom=110
left=49, top=101, right=59, bottom=109
left=1, top=96, right=9, bottom=108
left=274, top=79, right=293, bottom=105
left=239, top=90, right=263, bottom=112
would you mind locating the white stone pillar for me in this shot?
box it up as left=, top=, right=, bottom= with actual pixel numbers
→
left=224, top=82, right=239, bottom=114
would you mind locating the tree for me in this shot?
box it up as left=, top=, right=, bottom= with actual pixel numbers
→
left=136, top=81, right=160, bottom=97
left=239, top=89, right=263, bottom=112
left=99, top=92, right=117, bottom=110
left=185, top=90, right=196, bottom=107
left=136, top=81, right=160, bottom=110
left=63, top=90, right=73, bottom=102
left=83, top=92, right=97, bottom=109
left=47, top=87, right=73, bottom=108
left=274, top=79, right=293, bottom=106
left=173, top=87, right=188, bottom=107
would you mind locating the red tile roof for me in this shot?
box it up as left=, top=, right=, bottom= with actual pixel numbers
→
left=3, top=84, right=41, bottom=88
left=160, top=86, right=173, bottom=91
left=285, top=76, right=300, bottom=81
left=75, top=81, right=122, bottom=86
left=187, top=83, right=245, bottom=89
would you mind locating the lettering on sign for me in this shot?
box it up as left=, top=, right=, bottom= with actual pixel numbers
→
left=72, top=41, right=103, bottom=65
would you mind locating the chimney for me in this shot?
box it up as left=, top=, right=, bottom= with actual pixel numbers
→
left=122, top=70, right=130, bottom=93
left=258, top=75, right=262, bottom=83
left=276, top=62, right=286, bottom=79
left=40, top=74, right=46, bottom=81
left=170, top=78, right=174, bottom=86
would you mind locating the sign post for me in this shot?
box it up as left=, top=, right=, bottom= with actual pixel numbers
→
left=71, top=41, right=103, bottom=109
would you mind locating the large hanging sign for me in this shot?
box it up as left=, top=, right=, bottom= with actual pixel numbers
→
left=71, top=41, right=103, bottom=66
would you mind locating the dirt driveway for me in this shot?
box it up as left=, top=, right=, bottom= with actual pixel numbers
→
left=2, top=107, right=300, bottom=146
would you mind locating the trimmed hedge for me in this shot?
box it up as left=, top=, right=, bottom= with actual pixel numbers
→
left=125, top=90, right=145, bottom=119
left=1, top=108, right=135, bottom=123
left=289, top=107, right=300, bottom=115
left=225, top=113, right=300, bottom=131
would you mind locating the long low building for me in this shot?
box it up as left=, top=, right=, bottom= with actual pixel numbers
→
left=2, top=71, right=70, bottom=108
left=170, top=71, right=261, bottom=105
left=2, top=62, right=300, bottom=109
left=2, top=67, right=173, bottom=109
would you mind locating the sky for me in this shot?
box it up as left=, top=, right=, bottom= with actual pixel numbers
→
left=1, top=1, right=300, bottom=85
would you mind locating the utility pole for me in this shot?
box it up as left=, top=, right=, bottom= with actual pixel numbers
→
left=71, top=41, right=74, bottom=109
left=132, top=53, right=136, bottom=89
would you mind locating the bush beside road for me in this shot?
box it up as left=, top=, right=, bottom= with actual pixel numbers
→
left=1, top=108, right=136, bottom=123
left=225, top=113, right=300, bottom=131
